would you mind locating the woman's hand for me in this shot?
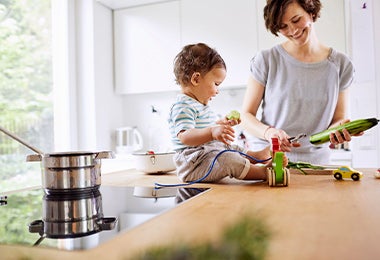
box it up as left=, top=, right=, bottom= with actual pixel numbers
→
left=264, top=127, right=300, bottom=152
left=329, top=119, right=364, bottom=145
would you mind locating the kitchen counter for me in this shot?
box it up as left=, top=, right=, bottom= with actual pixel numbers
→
left=1, top=168, right=380, bottom=259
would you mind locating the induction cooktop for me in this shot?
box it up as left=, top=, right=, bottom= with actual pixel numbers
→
left=0, top=185, right=209, bottom=251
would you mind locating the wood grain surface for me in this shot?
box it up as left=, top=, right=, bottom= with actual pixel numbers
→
left=1, top=168, right=379, bottom=260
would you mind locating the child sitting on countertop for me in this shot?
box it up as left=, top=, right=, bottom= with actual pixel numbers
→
left=168, top=43, right=288, bottom=183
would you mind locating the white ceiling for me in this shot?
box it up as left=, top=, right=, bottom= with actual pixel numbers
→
left=96, top=0, right=174, bottom=9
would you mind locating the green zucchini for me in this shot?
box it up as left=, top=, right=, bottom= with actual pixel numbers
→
left=310, top=118, right=379, bottom=145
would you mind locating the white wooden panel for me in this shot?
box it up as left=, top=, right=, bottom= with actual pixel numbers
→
left=181, top=0, right=258, bottom=88
left=114, top=1, right=181, bottom=94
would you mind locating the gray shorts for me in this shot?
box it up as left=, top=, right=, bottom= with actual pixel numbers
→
left=174, top=141, right=250, bottom=183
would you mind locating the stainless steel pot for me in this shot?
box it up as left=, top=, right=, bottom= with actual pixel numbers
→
left=0, top=125, right=115, bottom=194
left=27, top=151, right=114, bottom=194
left=28, top=190, right=117, bottom=239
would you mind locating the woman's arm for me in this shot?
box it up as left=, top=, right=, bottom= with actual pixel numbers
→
left=241, top=76, right=269, bottom=139
left=329, top=88, right=349, bottom=128
left=328, top=88, right=357, bottom=144
left=241, top=76, right=296, bottom=151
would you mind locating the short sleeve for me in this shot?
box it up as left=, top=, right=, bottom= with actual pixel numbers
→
left=329, top=50, right=355, bottom=91
left=170, top=102, right=196, bottom=136
left=339, top=57, right=354, bottom=91
left=249, top=51, right=268, bottom=86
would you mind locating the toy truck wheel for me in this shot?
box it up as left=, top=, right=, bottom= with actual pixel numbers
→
left=283, top=168, right=290, bottom=186
left=334, top=172, right=342, bottom=180
left=267, top=168, right=275, bottom=187
left=351, top=173, right=360, bottom=181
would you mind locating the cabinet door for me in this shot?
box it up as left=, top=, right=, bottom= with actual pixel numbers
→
left=256, top=0, right=285, bottom=50
left=114, top=1, right=181, bottom=94
left=181, top=0, right=258, bottom=88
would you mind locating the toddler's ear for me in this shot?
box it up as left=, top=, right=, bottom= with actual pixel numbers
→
left=191, top=72, right=201, bottom=85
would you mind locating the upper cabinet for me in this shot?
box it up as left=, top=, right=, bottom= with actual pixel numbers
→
left=181, top=0, right=258, bottom=88
left=256, top=0, right=285, bottom=49
left=97, top=0, right=172, bottom=10
left=113, top=0, right=347, bottom=94
left=315, top=0, right=347, bottom=53
left=114, top=1, right=181, bottom=94
left=114, top=0, right=258, bottom=94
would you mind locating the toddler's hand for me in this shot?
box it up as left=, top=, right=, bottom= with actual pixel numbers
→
left=227, top=118, right=241, bottom=126
left=226, top=110, right=241, bottom=126
left=264, top=151, right=288, bottom=168
left=216, top=117, right=241, bottom=126
left=282, top=154, right=289, bottom=167
left=211, top=125, right=235, bottom=145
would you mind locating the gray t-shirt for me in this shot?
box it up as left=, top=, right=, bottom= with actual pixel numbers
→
left=248, top=44, right=354, bottom=164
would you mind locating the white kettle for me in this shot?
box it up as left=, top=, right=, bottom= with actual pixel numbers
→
left=115, top=127, right=143, bottom=154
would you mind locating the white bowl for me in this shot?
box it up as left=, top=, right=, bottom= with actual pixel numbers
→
left=133, top=152, right=176, bottom=173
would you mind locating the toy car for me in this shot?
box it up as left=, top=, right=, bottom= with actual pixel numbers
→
left=333, top=166, right=363, bottom=181
left=375, top=169, right=380, bottom=179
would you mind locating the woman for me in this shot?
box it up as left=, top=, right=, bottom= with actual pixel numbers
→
left=241, top=0, right=355, bottom=164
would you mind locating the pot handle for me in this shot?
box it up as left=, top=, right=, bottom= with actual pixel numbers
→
left=97, top=217, right=118, bottom=231
left=28, top=220, right=44, bottom=236
left=95, top=151, right=115, bottom=160
left=150, top=155, right=156, bottom=165
left=26, top=154, right=42, bottom=162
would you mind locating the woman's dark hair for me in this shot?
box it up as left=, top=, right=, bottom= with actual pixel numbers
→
left=264, top=0, right=322, bottom=36
left=173, top=43, right=226, bottom=86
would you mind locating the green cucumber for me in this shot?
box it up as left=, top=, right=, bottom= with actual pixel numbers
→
left=310, top=118, right=379, bottom=145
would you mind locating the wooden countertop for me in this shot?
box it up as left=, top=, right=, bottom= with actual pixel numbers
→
left=1, top=168, right=380, bottom=259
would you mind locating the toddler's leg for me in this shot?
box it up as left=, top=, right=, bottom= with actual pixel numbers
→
left=243, top=164, right=269, bottom=181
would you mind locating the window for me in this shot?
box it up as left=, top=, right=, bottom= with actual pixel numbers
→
left=0, top=0, right=53, bottom=192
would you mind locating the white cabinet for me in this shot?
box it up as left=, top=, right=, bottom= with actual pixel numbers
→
left=113, top=0, right=347, bottom=94
left=348, top=0, right=379, bottom=167
left=256, top=0, right=285, bottom=50
left=315, top=0, right=347, bottom=53
left=180, top=0, right=258, bottom=88
left=114, top=1, right=181, bottom=94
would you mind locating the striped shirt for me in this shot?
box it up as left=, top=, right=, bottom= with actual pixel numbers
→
left=168, top=94, right=217, bottom=151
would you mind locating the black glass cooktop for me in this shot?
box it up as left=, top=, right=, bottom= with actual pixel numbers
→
left=0, top=185, right=209, bottom=251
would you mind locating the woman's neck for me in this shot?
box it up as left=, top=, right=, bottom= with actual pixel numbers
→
left=282, top=32, right=330, bottom=63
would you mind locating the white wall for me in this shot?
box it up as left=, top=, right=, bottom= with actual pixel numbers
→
left=53, top=0, right=124, bottom=152
left=93, top=3, right=125, bottom=151
left=374, top=0, right=380, bottom=166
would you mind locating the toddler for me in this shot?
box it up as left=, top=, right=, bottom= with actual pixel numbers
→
left=168, top=43, right=286, bottom=183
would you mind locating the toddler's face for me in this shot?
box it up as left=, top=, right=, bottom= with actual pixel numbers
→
left=196, top=67, right=226, bottom=105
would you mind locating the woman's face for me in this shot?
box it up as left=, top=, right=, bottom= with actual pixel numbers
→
left=278, top=1, right=314, bottom=46
left=195, top=67, right=226, bottom=105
